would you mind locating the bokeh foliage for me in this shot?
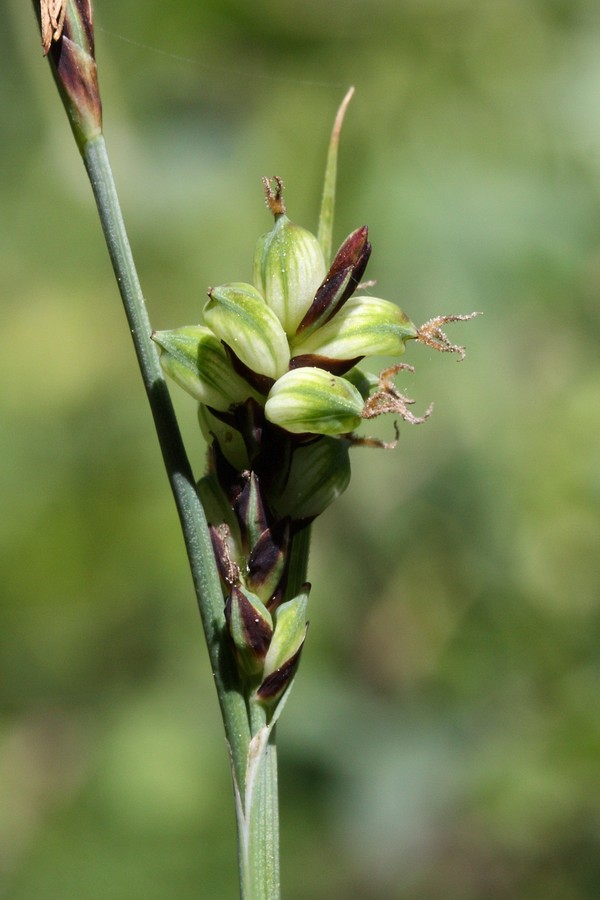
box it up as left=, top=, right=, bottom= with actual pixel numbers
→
left=2, top=0, right=600, bottom=897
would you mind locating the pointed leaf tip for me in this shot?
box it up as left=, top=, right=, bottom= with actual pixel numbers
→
left=318, top=87, right=356, bottom=265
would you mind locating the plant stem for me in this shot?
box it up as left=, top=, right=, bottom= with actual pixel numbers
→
left=81, top=135, right=251, bottom=788
left=234, top=522, right=311, bottom=898
left=82, top=134, right=309, bottom=899
left=36, top=5, right=316, bottom=893
left=245, top=728, right=280, bottom=900
left=238, top=708, right=280, bottom=900
left=287, top=524, right=312, bottom=598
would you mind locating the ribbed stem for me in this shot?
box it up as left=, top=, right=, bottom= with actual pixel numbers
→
left=238, top=712, right=281, bottom=900
left=245, top=731, right=280, bottom=900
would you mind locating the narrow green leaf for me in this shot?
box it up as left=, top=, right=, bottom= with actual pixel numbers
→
left=317, top=86, right=355, bottom=266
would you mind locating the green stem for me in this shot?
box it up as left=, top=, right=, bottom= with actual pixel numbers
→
left=238, top=708, right=280, bottom=900
left=286, top=524, right=312, bottom=599
left=81, top=135, right=251, bottom=789
left=236, top=523, right=311, bottom=898
left=246, top=728, right=280, bottom=900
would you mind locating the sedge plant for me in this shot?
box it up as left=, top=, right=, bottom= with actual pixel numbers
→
left=32, top=2, right=479, bottom=897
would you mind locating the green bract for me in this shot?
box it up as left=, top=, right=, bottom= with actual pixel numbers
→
left=197, top=405, right=249, bottom=471
left=268, top=436, right=352, bottom=520
left=261, top=588, right=309, bottom=687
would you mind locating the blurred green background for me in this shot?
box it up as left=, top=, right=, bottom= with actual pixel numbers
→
left=2, top=1, right=600, bottom=897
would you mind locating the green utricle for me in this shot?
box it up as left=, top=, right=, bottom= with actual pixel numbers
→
left=264, top=366, right=364, bottom=435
